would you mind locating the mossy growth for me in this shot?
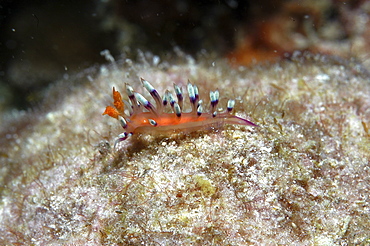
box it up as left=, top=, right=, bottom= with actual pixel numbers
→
left=194, top=175, right=216, bottom=197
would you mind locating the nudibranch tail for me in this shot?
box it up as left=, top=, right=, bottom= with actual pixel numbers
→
left=103, top=78, right=258, bottom=146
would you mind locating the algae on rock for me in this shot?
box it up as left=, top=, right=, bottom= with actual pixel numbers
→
left=0, top=53, right=369, bottom=245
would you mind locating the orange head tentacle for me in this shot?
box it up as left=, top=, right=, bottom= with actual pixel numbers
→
left=102, top=106, right=120, bottom=119
left=112, top=87, right=125, bottom=113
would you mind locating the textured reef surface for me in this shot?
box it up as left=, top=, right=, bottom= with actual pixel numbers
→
left=0, top=52, right=369, bottom=245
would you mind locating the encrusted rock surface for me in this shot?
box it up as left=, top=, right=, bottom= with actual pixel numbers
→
left=0, top=53, right=369, bottom=245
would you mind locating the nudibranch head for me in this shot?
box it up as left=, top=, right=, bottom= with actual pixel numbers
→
left=103, top=77, right=258, bottom=147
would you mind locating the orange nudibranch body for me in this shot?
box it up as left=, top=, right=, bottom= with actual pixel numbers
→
left=103, top=78, right=258, bottom=144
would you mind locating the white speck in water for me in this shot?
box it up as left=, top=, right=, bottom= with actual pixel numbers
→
left=153, top=55, right=160, bottom=66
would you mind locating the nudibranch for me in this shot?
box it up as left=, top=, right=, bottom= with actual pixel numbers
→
left=103, top=78, right=258, bottom=147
